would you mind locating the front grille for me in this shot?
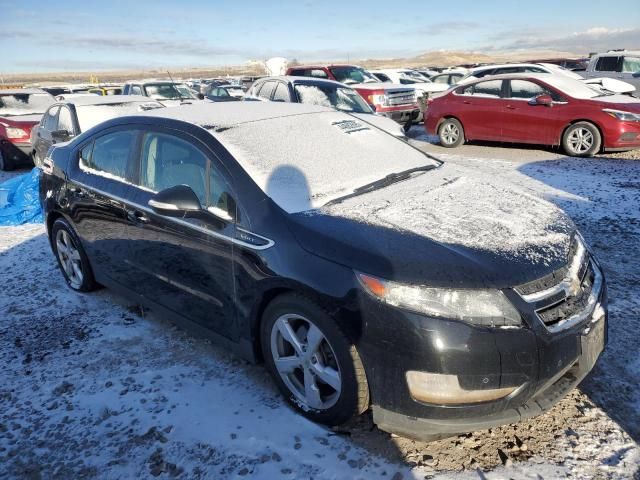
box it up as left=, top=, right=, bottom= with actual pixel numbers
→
left=515, top=236, right=602, bottom=331
left=387, top=90, right=416, bottom=106
left=537, top=262, right=595, bottom=327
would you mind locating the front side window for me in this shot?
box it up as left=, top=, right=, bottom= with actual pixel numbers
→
left=272, top=83, right=290, bottom=102
left=139, top=132, right=208, bottom=204
left=257, top=81, right=276, bottom=100
left=81, top=130, right=136, bottom=180
left=131, top=85, right=142, bottom=95
left=508, top=80, right=546, bottom=99
left=622, top=56, right=640, bottom=73
left=596, top=56, right=621, bottom=72
left=42, top=106, right=59, bottom=130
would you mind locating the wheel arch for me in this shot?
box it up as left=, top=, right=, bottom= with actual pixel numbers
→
left=437, top=115, right=466, bottom=140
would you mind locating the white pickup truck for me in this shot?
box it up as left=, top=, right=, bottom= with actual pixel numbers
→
left=583, top=50, right=640, bottom=97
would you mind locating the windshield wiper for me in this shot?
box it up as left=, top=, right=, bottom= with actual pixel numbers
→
left=325, top=165, right=438, bottom=206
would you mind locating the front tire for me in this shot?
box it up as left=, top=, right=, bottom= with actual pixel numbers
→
left=51, top=218, right=97, bottom=292
left=261, top=294, right=369, bottom=426
left=562, top=122, right=601, bottom=157
left=438, top=118, right=464, bottom=148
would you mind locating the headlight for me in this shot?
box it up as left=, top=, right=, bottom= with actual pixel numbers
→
left=603, top=109, right=640, bottom=122
left=367, top=94, right=387, bottom=106
left=5, top=127, right=29, bottom=139
left=356, top=273, right=521, bottom=327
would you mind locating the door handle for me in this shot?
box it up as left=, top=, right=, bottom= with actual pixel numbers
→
left=463, top=100, right=472, bottom=105
left=506, top=105, right=517, bottom=110
left=127, top=209, right=150, bottom=224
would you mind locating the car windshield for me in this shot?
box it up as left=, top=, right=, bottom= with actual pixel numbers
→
left=213, top=109, right=440, bottom=213
left=0, top=93, right=55, bottom=116
left=76, top=101, right=163, bottom=132
left=175, top=84, right=197, bottom=99
left=329, top=67, right=380, bottom=85
left=294, top=84, right=372, bottom=113
left=144, top=83, right=186, bottom=100
left=401, top=70, right=431, bottom=82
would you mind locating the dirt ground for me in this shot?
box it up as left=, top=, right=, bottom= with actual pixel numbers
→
left=1, top=134, right=639, bottom=479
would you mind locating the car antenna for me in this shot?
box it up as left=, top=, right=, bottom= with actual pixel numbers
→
left=166, top=70, right=186, bottom=103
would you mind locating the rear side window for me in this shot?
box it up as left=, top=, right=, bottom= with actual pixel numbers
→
left=471, top=80, right=503, bottom=98
left=595, top=56, right=622, bottom=72
left=131, top=85, right=143, bottom=95
left=272, top=82, right=290, bottom=102
left=81, top=130, right=136, bottom=180
left=374, top=73, right=391, bottom=82
left=139, top=132, right=208, bottom=204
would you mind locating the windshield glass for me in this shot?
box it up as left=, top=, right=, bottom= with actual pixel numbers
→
left=76, top=101, right=163, bottom=132
left=175, top=84, right=197, bottom=99
left=401, top=70, right=431, bottom=82
left=294, top=84, right=372, bottom=113
left=0, top=93, right=55, bottom=116
left=213, top=110, right=439, bottom=213
left=329, top=67, right=380, bottom=85
left=144, top=83, right=186, bottom=100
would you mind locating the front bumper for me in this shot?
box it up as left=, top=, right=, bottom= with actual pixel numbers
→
left=376, top=107, right=420, bottom=124
left=602, top=120, right=640, bottom=151
left=358, top=263, right=608, bottom=441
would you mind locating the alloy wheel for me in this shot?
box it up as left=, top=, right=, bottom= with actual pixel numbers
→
left=55, top=229, right=84, bottom=288
left=567, top=127, right=594, bottom=154
left=441, top=123, right=459, bottom=145
left=270, top=313, right=342, bottom=410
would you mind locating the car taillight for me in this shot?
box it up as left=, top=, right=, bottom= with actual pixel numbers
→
left=5, top=126, right=30, bottom=142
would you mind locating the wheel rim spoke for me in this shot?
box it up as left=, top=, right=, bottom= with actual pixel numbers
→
left=276, top=317, right=304, bottom=356
left=311, top=363, right=341, bottom=391
left=275, top=355, right=302, bottom=374
left=305, top=324, right=324, bottom=355
left=304, top=368, right=323, bottom=409
left=56, top=229, right=83, bottom=288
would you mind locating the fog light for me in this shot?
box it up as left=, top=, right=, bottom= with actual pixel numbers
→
left=620, top=132, right=639, bottom=142
left=406, top=371, right=518, bottom=405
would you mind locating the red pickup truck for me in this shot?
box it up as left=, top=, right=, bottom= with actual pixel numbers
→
left=286, top=65, right=419, bottom=130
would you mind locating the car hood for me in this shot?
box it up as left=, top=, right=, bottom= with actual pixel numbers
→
left=588, top=94, right=640, bottom=112
left=351, top=113, right=405, bottom=138
left=287, top=163, right=575, bottom=288
left=352, top=83, right=414, bottom=93
left=0, top=113, right=43, bottom=126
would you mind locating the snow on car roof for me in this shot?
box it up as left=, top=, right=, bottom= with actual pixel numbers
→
left=0, top=89, right=51, bottom=95
left=61, top=95, right=159, bottom=106
left=140, top=102, right=439, bottom=213
left=471, top=73, right=610, bottom=99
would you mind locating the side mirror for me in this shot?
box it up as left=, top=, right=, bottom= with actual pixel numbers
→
left=148, top=185, right=202, bottom=217
left=530, top=94, right=553, bottom=106
left=197, top=93, right=205, bottom=100
left=51, top=129, right=72, bottom=142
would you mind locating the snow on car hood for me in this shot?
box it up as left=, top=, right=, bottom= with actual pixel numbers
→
left=301, top=162, right=575, bottom=285
left=589, top=94, right=640, bottom=111
left=351, top=113, right=405, bottom=138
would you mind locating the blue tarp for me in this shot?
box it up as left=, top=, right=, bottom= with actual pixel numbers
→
left=0, top=168, right=43, bottom=226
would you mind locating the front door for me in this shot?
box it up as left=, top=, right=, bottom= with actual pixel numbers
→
left=125, top=128, right=238, bottom=339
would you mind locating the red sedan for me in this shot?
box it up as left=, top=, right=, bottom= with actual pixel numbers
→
left=425, top=73, right=640, bottom=156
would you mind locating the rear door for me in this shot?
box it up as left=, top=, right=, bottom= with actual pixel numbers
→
left=124, top=127, right=238, bottom=339
left=67, top=127, right=140, bottom=286
left=453, top=79, right=505, bottom=140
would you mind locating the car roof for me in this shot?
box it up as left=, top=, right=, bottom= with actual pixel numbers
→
left=0, top=88, right=51, bottom=95
left=57, top=95, right=158, bottom=106
left=138, top=101, right=332, bottom=128
left=288, top=64, right=361, bottom=69
left=256, top=76, right=347, bottom=88
left=124, top=79, right=178, bottom=85
left=471, top=63, right=550, bottom=72
left=459, top=72, right=592, bottom=92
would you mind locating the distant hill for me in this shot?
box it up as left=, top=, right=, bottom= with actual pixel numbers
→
left=2, top=49, right=586, bottom=85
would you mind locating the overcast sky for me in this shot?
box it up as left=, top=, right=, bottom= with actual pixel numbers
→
left=1, top=0, right=639, bottom=73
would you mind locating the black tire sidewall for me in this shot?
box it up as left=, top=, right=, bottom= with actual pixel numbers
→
left=260, top=294, right=365, bottom=426
left=563, top=122, right=601, bottom=157
left=438, top=118, right=464, bottom=148
left=51, top=218, right=95, bottom=292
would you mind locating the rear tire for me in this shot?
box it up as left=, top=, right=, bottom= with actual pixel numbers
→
left=562, top=122, right=601, bottom=157
left=438, top=118, right=464, bottom=148
left=51, top=218, right=97, bottom=292
left=261, top=293, right=369, bottom=426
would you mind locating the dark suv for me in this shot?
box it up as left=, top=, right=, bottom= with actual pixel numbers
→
left=40, top=102, right=607, bottom=441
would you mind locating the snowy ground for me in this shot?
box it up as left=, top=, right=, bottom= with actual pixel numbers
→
left=1, top=135, right=639, bottom=479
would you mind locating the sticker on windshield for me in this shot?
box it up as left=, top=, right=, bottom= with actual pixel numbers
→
left=332, top=119, right=370, bottom=134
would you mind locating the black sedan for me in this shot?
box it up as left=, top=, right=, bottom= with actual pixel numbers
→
left=40, top=102, right=607, bottom=440
left=31, top=95, right=163, bottom=167
left=205, top=85, right=241, bottom=102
